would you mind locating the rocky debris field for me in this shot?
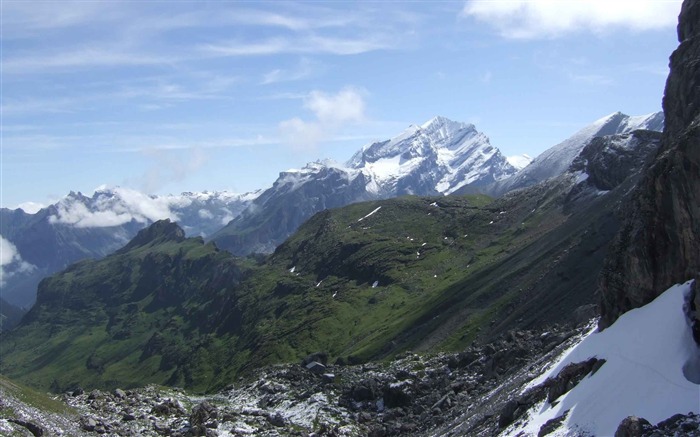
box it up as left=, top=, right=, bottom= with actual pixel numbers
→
left=1, top=323, right=582, bottom=437
left=4, top=319, right=695, bottom=437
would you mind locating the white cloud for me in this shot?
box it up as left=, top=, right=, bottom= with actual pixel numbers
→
left=262, top=58, right=319, bottom=85
left=0, top=237, right=19, bottom=267
left=201, top=34, right=392, bottom=57
left=198, top=209, right=214, bottom=220
left=0, top=235, right=36, bottom=286
left=304, top=88, right=366, bottom=124
left=48, top=187, right=182, bottom=228
left=462, top=0, right=682, bottom=39
left=278, top=118, right=326, bottom=150
left=2, top=49, right=179, bottom=75
left=15, top=202, right=45, bottom=214
left=278, top=87, right=366, bottom=150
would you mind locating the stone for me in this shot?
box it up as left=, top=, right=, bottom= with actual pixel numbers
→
left=305, top=361, right=326, bottom=374
left=80, top=416, right=97, bottom=431
left=114, top=388, right=127, bottom=399
left=152, top=398, right=186, bottom=416
left=351, top=383, right=376, bottom=401
left=538, top=410, right=569, bottom=436
left=615, top=416, right=653, bottom=437
left=190, top=401, right=218, bottom=427
left=543, top=358, right=604, bottom=403
left=383, top=382, right=412, bottom=408
left=267, top=412, right=286, bottom=427
left=301, top=352, right=328, bottom=366
left=498, top=400, right=519, bottom=428
left=8, top=419, right=44, bottom=437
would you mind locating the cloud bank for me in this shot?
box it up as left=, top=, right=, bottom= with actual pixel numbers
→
left=279, top=87, right=366, bottom=149
left=48, top=187, right=184, bottom=228
left=0, top=235, right=36, bottom=286
left=462, top=0, right=682, bottom=39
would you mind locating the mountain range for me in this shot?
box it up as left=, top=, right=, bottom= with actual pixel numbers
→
left=0, top=0, right=698, bottom=432
left=212, top=112, right=661, bottom=255
left=0, top=111, right=662, bottom=312
left=0, top=188, right=259, bottom=308
left=0, top=110, right=665, bottom=392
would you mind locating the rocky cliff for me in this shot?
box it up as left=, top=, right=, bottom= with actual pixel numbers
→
left=598, top=0, right=700, bottom=328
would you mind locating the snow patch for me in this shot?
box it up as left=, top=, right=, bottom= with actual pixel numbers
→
left=505, top=280, right=700, bottom=437
left=574, top=170, right=589, bottom=184
left=358, top=206, right=382, bottom=222
left=507, top=154, right=533, bottom=170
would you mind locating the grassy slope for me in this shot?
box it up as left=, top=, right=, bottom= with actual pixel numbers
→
left=0, top=175, right=619, bottom=392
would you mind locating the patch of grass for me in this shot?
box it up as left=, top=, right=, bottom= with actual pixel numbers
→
left=0, top=375, right=75, bottom=416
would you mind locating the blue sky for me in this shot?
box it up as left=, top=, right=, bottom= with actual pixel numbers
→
left=1, top=0, right=682, bottom=209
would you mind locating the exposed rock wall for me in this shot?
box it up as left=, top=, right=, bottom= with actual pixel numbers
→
left=598, top=0, right=700, bottom=328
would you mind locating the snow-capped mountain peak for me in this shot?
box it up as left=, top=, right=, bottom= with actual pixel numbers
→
left=490, top=111, right=665, bottom=195
left=344, top=116, right=514, bottom=195
left=213, top=116, right=517, bottom=255
left=419, top=115, right=474, bottom=138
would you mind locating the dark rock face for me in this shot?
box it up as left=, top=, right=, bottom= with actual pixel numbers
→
left=599, top=0, right=700, bottom=329
left=543, top=358, right=605, bottom=404
left=569, top=131, right=662, bottom=191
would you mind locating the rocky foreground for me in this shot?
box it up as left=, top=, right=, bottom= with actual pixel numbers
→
left=2, top=321, right=697, bottom=436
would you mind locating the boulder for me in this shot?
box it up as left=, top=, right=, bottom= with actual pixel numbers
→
left=543, top=358, right=604, bottom=403
left=305, top=361, right=327, bottom=374
left=614, top=416, right=653, bottom=437
left=383, top=382, right=412, bottom=408
left=8, top=419, right=44, bottom=437
left=190, top=401, right=218, bottom=427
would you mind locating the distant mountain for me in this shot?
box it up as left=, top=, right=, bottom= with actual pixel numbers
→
left=348, top=116, right=518, bottom=195
left=0, top=187, right=258, bottom=307
left=212, top=116, right=518, bottom=255
left=487, top=111, right=664, bottom=196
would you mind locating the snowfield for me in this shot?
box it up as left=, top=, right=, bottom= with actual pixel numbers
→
left=503, top=280, right=700, bottom=436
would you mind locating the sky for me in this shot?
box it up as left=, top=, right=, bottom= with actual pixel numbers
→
left=1, top=0, right=683, bottom=210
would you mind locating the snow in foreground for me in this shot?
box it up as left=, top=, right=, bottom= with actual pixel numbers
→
left=504, top=280, right=700, bottom=436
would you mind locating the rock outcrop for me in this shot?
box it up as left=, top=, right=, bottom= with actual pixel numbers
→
left=598, top=0, right=700, bottom=329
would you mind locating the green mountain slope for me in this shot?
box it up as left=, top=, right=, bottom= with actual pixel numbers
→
left=1, top=220, right=253, bottom=392
left=0, top=154, right=647, bottom=392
